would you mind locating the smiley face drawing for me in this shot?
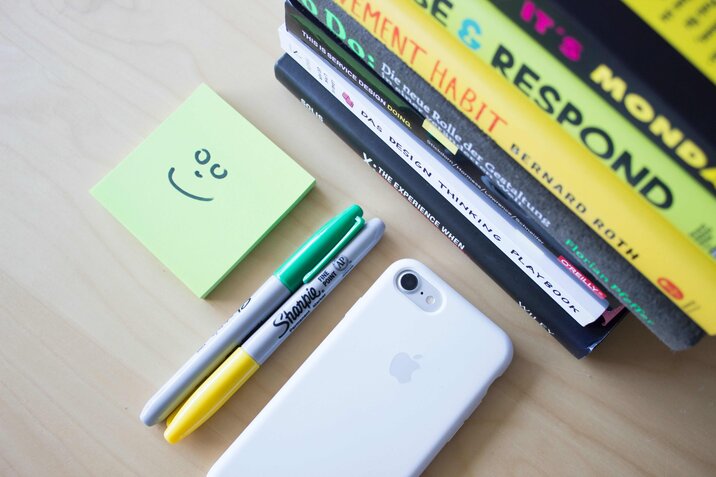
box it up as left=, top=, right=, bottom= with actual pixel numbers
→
left=168, top=148, right=228, bottom=201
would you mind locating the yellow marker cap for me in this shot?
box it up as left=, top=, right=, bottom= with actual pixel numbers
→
left=163, top=348, right=260, bottom=444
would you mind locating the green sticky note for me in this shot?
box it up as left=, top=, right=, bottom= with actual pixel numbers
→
left=92, top=84, right=315, bottom=297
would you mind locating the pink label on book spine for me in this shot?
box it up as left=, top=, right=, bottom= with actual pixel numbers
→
left=558, top=256, right=607, bottom=300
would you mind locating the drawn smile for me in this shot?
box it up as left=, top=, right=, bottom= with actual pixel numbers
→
left=168, top=167, right=214, bottom=202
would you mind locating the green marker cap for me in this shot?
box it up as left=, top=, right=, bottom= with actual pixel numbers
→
left=274, top=204, right=364, bottom=290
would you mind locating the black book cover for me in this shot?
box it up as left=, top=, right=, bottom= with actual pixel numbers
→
left=275, top=53, right=626, bottom=358
left=551, top=0, right=713, bottom=128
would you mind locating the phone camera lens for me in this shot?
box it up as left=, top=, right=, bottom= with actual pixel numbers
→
left=398, top=271, right=419, bottom=293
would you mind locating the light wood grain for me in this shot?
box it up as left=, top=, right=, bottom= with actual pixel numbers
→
left=0, top=1, right=714, bottom=476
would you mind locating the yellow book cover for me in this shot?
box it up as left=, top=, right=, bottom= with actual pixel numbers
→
left=622, top=0, right=716, bottom=85
left=331, top=0, right=716, bottom=332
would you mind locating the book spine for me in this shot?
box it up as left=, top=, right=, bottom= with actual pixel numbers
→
left=274, top=53, right=625, bottom=358
left=621, top=0, right=716, bottom=85
left=284, top=1, right=611, bottom=306
left=438, top=0, right=716, bottom=259
left=488, top=0, right=716, bottom=200
left=294, top=0, right=705, bottom=349
left=280, top=25, right=608, bottom=323
left=327, top=0, right=716, bottom=334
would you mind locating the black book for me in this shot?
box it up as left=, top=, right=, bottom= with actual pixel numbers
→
left=275, top=53, right=626, bottom=358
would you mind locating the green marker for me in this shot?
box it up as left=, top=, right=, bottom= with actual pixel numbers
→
left=140, top=205, right=364, bottom=426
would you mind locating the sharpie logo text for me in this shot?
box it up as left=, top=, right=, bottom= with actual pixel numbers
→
left=273, top=287, right=323, bottom=338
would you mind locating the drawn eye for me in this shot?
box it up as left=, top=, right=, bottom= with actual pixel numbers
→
left=194, top=148, right=211, bottom=165
left=210, top=163, right=228, bottom=179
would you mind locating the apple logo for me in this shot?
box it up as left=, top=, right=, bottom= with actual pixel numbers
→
left=389, top=352, right=422, bottom=384
left=168, top=148, right=228, bottom=202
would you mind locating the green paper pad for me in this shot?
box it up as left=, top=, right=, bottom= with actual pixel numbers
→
left=92, top=84, right=315, bottom=297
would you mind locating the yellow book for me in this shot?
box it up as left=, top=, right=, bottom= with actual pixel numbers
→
left=332, top=0, right=716, bottom=333
left=623, top=0, right=716, bottom=85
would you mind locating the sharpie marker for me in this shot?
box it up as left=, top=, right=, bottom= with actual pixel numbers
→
left=140, top=205, right=365, bottom=426
left=164, top=218, right=385, bottom=443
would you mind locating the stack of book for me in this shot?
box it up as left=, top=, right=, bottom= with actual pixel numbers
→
left=274, top=0, right=715, bottom=357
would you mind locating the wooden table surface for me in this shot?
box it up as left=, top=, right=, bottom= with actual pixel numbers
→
left=1, top=1, right=714, bottom=475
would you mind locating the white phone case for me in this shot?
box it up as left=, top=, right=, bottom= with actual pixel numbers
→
left=208, top=259, right=513, bottom=477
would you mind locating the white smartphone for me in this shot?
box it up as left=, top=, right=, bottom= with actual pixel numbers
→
left=208, top=259, right=513, bottom=477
